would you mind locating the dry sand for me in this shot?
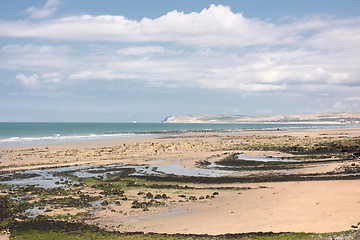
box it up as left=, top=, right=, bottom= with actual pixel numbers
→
left=105, top=180, right=360, bottom=234
left=1, top=127, right=360, bottom=235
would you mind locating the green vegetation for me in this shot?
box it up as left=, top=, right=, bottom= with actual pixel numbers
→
left=230, top=138, right=360, bottom=156
left=8, top=218, right=357, bottom=239
left=0, top=195, right=32, bottom=229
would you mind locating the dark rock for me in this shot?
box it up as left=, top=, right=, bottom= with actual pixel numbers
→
left=154, top=194, right=162, bottom=199
left=131, top=200, right=141, bottom=208
left=145, top=192, right=153, bottom=199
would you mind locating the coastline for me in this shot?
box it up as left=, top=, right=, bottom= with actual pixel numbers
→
left=0, top=122, right=355, bottom=148
left=2, top=127, right=360, bottom=172
left=1, top=127, right=360, bottom=236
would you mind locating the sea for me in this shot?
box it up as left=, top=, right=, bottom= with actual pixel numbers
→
left=0, top=122, right=356, bottom=147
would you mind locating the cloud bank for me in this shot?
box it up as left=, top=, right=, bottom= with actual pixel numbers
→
left=0, top=4, right=359, bottom=111
left=2, top=4, right=354, bottom=47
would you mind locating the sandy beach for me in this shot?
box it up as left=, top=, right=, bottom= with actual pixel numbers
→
left=109, top=180, right=360, bottom=234
left=1, top=127, right=360, bottom=235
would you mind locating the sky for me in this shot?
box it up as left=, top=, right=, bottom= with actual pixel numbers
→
left=0, top=0, right=359, bottom=122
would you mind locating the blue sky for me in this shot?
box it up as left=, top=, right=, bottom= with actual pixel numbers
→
left=1, top=0, right=359, bottom=122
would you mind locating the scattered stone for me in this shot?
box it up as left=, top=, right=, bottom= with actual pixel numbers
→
left=145, top=192, right=153, bottom=199
left=189, top=196, right=197, bottom=201
left=154, top=194, right=162, bottom=199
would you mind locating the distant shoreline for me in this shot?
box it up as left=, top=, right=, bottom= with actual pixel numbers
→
left=166, top=121, right=350, bottom=124
left=163, top=112, right=360, bottom=124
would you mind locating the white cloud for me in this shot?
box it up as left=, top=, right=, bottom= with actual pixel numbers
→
left=25, top=0, right=62, bottom=19
left=16, top=72, right=62, bottom=90
left=16, top=73, right=41, bottom=89
left=42, top=73, right=62, bottom=83
left=345, top=97, right=360, bottom=101
left=0, top=5, right=358, bottom=51
left=117, top=46, right=166, bottom=55
left=0, top=5, right=287, bottom=46
left=0, top=44, right=73, bottom=70
left=4, top=42, right=360, bottom=97
left=303, top=18, right=360, bottom=51
left=1, top=5, right=360, bottom=100
left=1, top=44, right=70, bottom=54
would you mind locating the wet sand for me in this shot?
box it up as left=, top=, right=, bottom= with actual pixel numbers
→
left=2, top=128, right=359, bottom=172
left=1, top=127, right=360, bottom=235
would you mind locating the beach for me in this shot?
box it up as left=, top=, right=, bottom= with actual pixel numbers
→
left=1, top=127, right=360, bottom=236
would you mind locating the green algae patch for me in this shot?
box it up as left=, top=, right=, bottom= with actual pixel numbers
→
left=7, top=217, right=357, bottom=240
left=9, top=219, right=357, bottom=240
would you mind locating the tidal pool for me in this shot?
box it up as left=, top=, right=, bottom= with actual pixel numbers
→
left=0, top=161, right=235, bottom=188
left=0, top=153, right=298, bottom=188
left=236, top=153, right=297, bottom=162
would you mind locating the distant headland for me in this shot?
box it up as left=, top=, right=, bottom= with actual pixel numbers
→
left=163, top=112, right=360, bottom=124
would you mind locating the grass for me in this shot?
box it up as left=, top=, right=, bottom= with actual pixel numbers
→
left=8, top=218, right=356, bottom=240
left=9, top=227, right=356, bottom=240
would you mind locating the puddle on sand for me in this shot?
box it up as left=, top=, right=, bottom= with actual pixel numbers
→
left=0, top=153, right=298, bottom=188
left=25, top=206, right=46, bottom=217
left=0, top=166, right=84, bottom=188
left=236, top=153, right=297, bottom=162
left=0, top=152, right=301, bottom=189
left=135, top=163, right=232, bottom=177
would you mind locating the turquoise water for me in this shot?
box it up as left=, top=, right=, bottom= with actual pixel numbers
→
left=0, top=122, right=350, bottom=146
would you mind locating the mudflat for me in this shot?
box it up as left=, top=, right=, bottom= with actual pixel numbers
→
left=1, top=127, right=360, bottom=236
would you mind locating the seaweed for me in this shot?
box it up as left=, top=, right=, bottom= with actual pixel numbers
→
left=0, top=195, right=33, bottom=228
left=8, top=217, right=357, bottom=239
left=36, top=195, right=99, bottom=208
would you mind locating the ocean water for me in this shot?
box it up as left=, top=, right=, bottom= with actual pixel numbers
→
left=0, top=122, right=351, bottom=146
